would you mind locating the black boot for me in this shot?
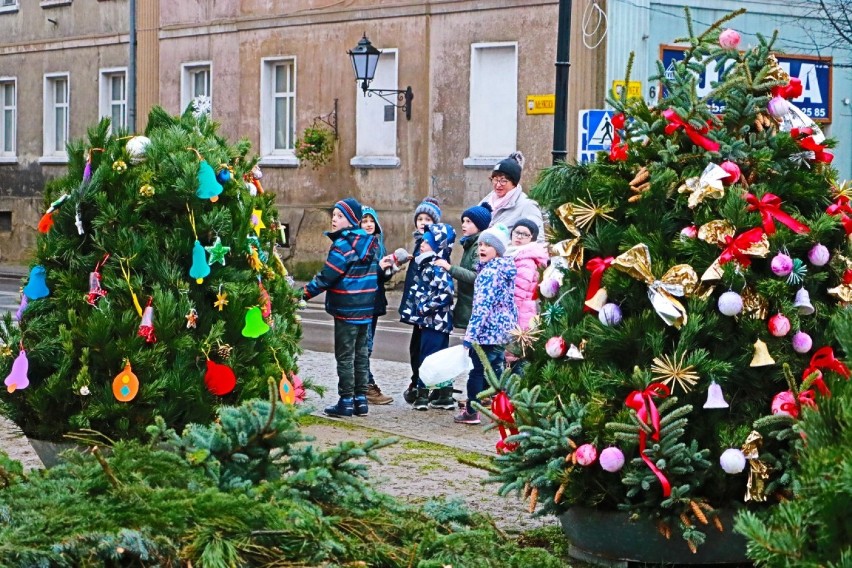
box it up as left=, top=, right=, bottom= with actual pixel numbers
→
left=413, top=388, right=430, bottom=411
left=429, top=386, right=456, bottom=410
left=403, top=382, right=418, bottom=404
left=353, top=395, right=369, bottom=416
left=324, top=397, right=354, bottom=417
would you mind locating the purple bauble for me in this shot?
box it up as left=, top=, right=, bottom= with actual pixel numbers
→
left=599, top=447, right=625, bottom=472
left=771, top=253, right=794, bottom=277
left=718, top=291, right=743, bottom=316
left=539, top=277, right=561, bottom=299
left=792, top=331, right=813, bottom=353
left=599, top=303, right=622, bottom=326
left=767, top=96, right=792, bottom=119
left=807, top=243, right=830, bottom=267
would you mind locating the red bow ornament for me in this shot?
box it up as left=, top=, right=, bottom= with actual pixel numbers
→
left=625, top=383, right=672, bottom=497
left=771, top=77, right=803, bottom=100
left=492, top=391, right=520, bottom=454
left=719, top=228, right=768, bottom=267
left=608, top=113, right=628, bottom=162
left=826, top=196, right=852, bottom=235
left=584, top=256, right=614, bottom=313
left=744, top=193, right=809, bottom=235
left=802, top=346, right=850, bottom=396
left=662, top=109, right=720, bottom=152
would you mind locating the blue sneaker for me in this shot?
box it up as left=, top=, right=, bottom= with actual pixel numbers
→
left=324, top=397, right=354, bottom=417
left=354, top=395, right=369, bottom=416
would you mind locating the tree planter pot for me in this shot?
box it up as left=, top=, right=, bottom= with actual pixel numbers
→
left=559, top=507, right=749, bottom=567
left=28, top=438, right=92, bottom=468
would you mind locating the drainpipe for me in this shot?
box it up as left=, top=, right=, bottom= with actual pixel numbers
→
left=552, top=0, right=572, bottom=165
left=128, top=0, right=137, bottom=133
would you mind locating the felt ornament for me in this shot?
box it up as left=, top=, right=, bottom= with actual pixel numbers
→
left=251, top=208, right=266, bottom=236
left=23, top=265, right=49, bottom=300
left=85, top=254, right=110, bottom=307
left=719, top=448, right=746, bottom=474
left=599, top=447, right=625, bottom=472
left=4, top=348, right=29, bottom=393
left=137, top=297, right=156, bottom=343
left=279, top=372, right=296, bottom=404
left=242, top=306, right=270, bottom=338
left=205, top=236, right=231, bottom=266
left=204, top=359, right=236, bottom=396
left=187, top=208, right=210, bottom=284
left=14, top=294, right=28, bottom=322
left=291, top=372, right=306, bottom=404
left=112, top=361, right=140, bottom=402
left=190, top=147, right=222, bottom=202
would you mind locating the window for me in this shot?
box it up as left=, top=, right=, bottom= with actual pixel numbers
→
left=99, top=68, right=127, bottom=131
left=351, top=49, right=399, bottom=169
left=42, top=73, right=69, bottom=162
left=0, top=0, right=18, bottom=13
left=181, top=62, right=211, bottom=115
left=0, top=79, right=15, bottom=160
left=259, top=57, right=298, bottom=166
left=465, top=42, right=518, bottom=167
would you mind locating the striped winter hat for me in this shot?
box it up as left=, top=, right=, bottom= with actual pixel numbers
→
left=413, top=196, right=442, bottom=226
left=334, top=197, right=363, bottom=227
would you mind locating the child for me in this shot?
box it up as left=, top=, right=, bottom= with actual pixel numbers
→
left=398, top=196, right=442, bottom=404
left=506, top=218, right=549, bottom=330
left=456, top=223, right=517, bottom=425
left=360, top=206, right=394, bottom=405
left=302, top=198, right=378, bottom=418
left=407, top=222, right=456, bottom=410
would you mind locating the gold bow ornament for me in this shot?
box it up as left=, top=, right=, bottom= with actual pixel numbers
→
left=612, top=244, right=698, bottom=329
left=741, top=430, right=769, bottom=502
left=551, top=203, right=584, bottom=270
left=678, top=163, right=730, bottom=208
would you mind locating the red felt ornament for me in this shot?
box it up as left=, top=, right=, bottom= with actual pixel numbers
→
left=204, top=359, right=236, bottom=396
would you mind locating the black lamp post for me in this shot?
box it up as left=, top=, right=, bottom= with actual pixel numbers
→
left=348, top=34, right=414, bottom=121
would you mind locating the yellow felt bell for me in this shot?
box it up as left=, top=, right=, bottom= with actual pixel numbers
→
left=749, top=339, right=775, bottom=367
left=242, top=306, right=270, bottom=338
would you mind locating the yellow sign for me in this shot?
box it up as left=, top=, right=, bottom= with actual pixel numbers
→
left=526, top=94, right=556, bottom=115
left=611, top=80, right=643, bottom=99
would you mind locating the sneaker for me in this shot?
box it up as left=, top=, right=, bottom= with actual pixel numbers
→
left=413, top=388, right=430, bottom=411
left=324, top=397, right=354, bottom=418
left=353, top=395, right=369, bottom=416
left=454, top=410, right=481, bottom=424
left=403, top=383, right=418, bottom=404
left=366, top=383, right=393, bottom=405
left=428, top=386, right=456, bottom=410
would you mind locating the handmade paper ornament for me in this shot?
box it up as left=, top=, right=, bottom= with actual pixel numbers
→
left=185, top=307, right=198, bottom=329
left=677, top=163, right=729, bottom=208
left=566, top=343, right=585, bottom=360
left=112, top=361, right=140, bottom=402
left=598, top=303, right=622, bottom=326
left=719, top=28, right=741, bottom=49
left=214, top=287, right=229, bottom=311
left=4, top=349, right=29, bottom=393
left=205, top=236, right=231, bottom=266
left=750, top=339, right=775, bottom=367
left=768, top=313, right=791, bottom=337
left=23, top=265, right=49, bottom=299
left=575, top=444, right=598, bottom=466
left=718, top=290, right=743, bottom=316
left=242, top=306, right=270, bottom=338
left=703, top=381, right=729, bottom=409
left=291, top=372, right=306, bottom=404
left=204, top=359, right=236, bottom=396
left=125, top=136, right=151, bottom=163
left=189, top=240, right=211, bottom=284
left=251, top=208, right=266, bottom=236
left=85, top=254, right=110, bottom=307
left=807, top=243, right=830, bottom=266
left=38, top=193, right=69, bottom=234
left=786, top=259, right=807, bottom=286
left=719, top=448, right=746, bottom=474
left=195, top=159, right=222, bottom=202
left=215, top=164, right=234, bottom=185
left=771, top=253, right=793, bottom=277
left=279, top=372, right=296, bottom=404
left=15, top=294, right=28, bottom=321
left=599, top=447, right=625, bottom=472
left=719, top=160, right=741, bottom=184
left=584, top=288, right=608, bottom=312
left=792, top=331, right=813, bottom=354
left=793, top=288, right=814, bottom=315
left=828, top=269, right=852, bottom=304
left=545, top=336, right=567, bottom=358
left=258, top=278, right=272, bottom=318
left=137, top=297, right=156, bottom=343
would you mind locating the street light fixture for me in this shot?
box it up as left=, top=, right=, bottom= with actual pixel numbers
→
left=348, top=34, right=414, bottom=121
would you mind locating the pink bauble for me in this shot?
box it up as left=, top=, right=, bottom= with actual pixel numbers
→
left=575, top=443, right=598, bottom=466
left=769, top=313, right=791, bottom=337
left=771, top=253, right=793, bottom=277
left=720, top=161, right=741, bottom=184
left=768, top=96, right=792, bottom=119
left=539, top=277, right=561, bottom=299
left=719, top=29, right=741, bottom=50
left=807, top=243, right=830, bottom=267
left=771, top=390, right=798, bottom=418
left=680, top=225, right=698, bottom=239
left=599, top=447, right=625, bottom=472
left=720, top=448, right=746, bottom=474
left=545, top=336, right=567, bottom=359
left=792, top=331, right=813, bottom=354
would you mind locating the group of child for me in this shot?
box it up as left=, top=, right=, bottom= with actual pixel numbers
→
left=302, top=163, right=548, bottom=425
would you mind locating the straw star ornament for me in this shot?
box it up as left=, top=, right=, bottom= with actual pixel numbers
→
left=651, top=352, right=700, bottom=394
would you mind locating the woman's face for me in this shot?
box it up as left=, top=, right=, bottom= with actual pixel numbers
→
left=490, top=174, right=516, bottom=198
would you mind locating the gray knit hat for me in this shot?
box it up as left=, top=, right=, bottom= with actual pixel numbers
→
left=478, top=223, right=511, bottom=256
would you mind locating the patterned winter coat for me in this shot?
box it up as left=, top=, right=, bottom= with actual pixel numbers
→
left=448, top=233, right=480, bottom=328
left=303, top=227, right=378, bottom=324
left=398, top=231, right=423, bottom=325
left=507, top=241, right=549, bottom=329
left=402, top=223, right=456, bottom=334
left=465, top=256, right=518, bottom=346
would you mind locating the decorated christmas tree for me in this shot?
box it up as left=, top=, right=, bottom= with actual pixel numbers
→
left=0, top=105, right=303, bottom=442
left=483, top=10, right=852, bottom=553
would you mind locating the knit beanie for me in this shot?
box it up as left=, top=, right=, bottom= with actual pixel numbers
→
left=413, top=196, right=442, bottom=226
left=478, top=223, right=511, bottom=256
left=461, top=202, right=493, bottom=232
left=491, top=151, right=525, bottom=186
left=334, top=197, right=362, bottom=227
left=512, top=218, right=539, bottom=241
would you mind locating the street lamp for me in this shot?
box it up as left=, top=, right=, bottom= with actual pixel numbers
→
left=348, top=34, right=414, bottom=121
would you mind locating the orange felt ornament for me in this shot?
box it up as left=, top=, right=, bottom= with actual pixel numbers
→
left=112, top=361, right=140, bottom=402
left=204, top=359, right=236, bottom=396
left=279, top=372, right=296, bottom=404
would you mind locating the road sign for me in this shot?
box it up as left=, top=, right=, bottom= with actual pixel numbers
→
left=578, top=109, right=616, bottom=164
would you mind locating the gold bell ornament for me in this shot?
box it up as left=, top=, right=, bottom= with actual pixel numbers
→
left=749, top=339, right=775, bottom=367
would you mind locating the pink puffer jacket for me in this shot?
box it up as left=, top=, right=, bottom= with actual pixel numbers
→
left=509, top=242, right=549, bottom=329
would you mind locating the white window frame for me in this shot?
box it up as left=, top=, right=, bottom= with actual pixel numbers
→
left=0, top=77, right=16, bottom=163
left=41, top=72, right=70, bottom=163
left=464, top=42, right=518, bottom=168
left=351, top=48, right=400, bottom=169
left=40, top=0, right=73, bottom=7
left=0, top=0, right=18, bottom=14
left=99, top=67, right=127, bottom=132
left=259, top=57, right=299, bottom=167
left=180, top=61, right=212, bottom=115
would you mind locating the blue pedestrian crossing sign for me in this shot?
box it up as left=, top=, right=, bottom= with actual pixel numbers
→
left=578, top=109, right=616, bottom=164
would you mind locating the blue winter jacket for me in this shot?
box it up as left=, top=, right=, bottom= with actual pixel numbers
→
left=465, top=256, right=518, bottom=346
left=303, top=227, right=378, bottom=324
left=398, top=231, right=423, bottom=325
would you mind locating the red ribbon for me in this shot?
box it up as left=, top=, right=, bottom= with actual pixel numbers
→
left=625, top=383, right=672, bottom=497
left=719, top=227, right=765, bottom=267
left=492, top=391, right=519, bottom=454
left=799, top=136, right=834, bottom=164
left=744, top=193, right=809, bottom=235
left=662, top=109, right=720, bottom=152
left=608, top=113, right=628, bottom=162
left=803, top=346, right=850, bottom=397
left=826, top=197, right=852, bottom=235
left=584, top=257, right=614, bottom=313
left=772, top=77, right=802, bottom=100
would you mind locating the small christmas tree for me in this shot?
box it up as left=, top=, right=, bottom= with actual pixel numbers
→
left=0, top=104, right=302, bottom=442
left=484, top=9, right=852, bottom=552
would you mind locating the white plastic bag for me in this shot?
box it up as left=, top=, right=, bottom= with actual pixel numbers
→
left=419, top=344, right=473, bottom=387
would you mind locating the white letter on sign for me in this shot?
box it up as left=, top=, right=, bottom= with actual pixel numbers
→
left=796, top=63, right=822, bottom=104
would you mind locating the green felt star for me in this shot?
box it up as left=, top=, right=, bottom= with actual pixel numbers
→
left=205, top=236, right=231, bottom=266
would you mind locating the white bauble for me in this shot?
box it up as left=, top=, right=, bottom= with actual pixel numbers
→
left=125, top=136, right=151, bottom=164
left=718, top=291, right=743, bottom=316
left=719, top=448, right=746, bottom=474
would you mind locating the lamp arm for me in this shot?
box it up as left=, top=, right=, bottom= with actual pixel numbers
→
left=363, top=86, right=414, bottom=120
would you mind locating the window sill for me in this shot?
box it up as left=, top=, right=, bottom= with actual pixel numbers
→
left=40, top=0, right=72, bottom=7
left=463, top=157, right=502, bottom=168
left=259, top=155, right=300, bottom=168
left=39, top=155, right=69, bottom=165
left=0, top=6, right=19, bottom=14
left=0, top=156, right=18, bottom=164
left=350, top=156, right=400, bottom=169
